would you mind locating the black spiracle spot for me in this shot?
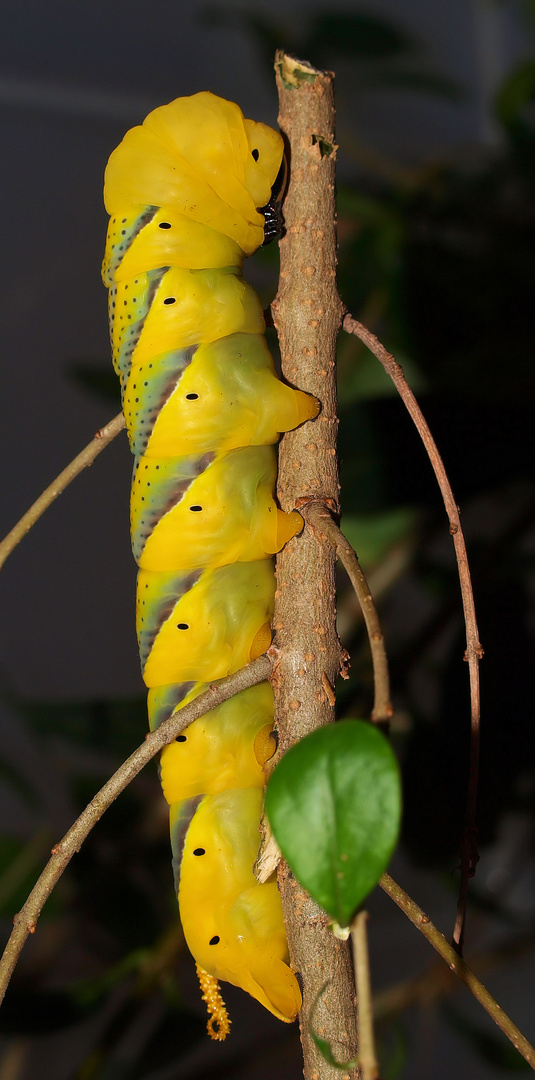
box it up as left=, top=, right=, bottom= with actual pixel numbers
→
left=159, top=222, right=171, bottom=229
left=186, top=393, right=198, bottom=400
left=193, top=848, right=205, bottom=856
left=163, top=297, right=176, bottom=305
left=209, top=936, right=220, bottom=945
left=177, top=623, right=189, bottom=630
left=175, top=734, right=187, bottom=742
left=189, top=505, right=202, bottom=512
left=252, top=148, right=259, bottom=161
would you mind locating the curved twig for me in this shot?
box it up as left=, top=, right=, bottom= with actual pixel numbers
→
left=343, top=313, right=482, bottom=954
left=300, top=499, right=392, bottom=725
left=0, top=412, right=126, bottom=572
left=379, top=873, right=535, bottom=1069
left=0, top=654, right=272, bottom=1005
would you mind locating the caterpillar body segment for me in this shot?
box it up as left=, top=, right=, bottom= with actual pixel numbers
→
left=104, top=91, right=318, bottom=1031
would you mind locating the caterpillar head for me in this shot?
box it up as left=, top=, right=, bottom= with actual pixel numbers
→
left=104, top=92, right=284, bottom=255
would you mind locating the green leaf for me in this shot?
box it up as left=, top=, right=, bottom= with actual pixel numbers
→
left=265, top=720, right=401, bottom=926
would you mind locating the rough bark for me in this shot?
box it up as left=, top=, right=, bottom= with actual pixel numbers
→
left=271, top=52, right=359, bottom=1080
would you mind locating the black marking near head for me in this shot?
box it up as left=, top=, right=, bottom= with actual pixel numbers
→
left=193, top=847, right=205, bottom=856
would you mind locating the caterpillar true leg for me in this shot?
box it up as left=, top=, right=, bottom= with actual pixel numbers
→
left=103, top=91, right=318, bottom=1035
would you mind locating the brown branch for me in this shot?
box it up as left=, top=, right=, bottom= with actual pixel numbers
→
left=352, top=912, right=379, bottom=1080
left=301, top=500, right=392, bottom=725
left=272, top=53, right=358, bottom=1080
left=0, top=654, right=271, bottom=1006
left=380, top=873, right=535, bottom=1069
left=0, top=412, right=126, bottom=573
left=343, top=314, right=482, bottom=955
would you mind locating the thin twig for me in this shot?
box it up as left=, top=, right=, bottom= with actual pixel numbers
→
left=0, top=412, right=126, bottom=572
left=351, top=912, right=379, bottom=1080
left=301, top=500, right=392, bottom=725
left=344, top=314, right=482, bottom=954
left=379, top=873, right=535, bottom=1069
left=0, top=654, right=272, bottom=1006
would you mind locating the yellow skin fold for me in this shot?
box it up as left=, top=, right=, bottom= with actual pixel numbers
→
left=103, top=91, right=317, bottom=1030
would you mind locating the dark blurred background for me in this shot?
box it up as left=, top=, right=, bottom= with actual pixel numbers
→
left=1, top=1, right=535, bottom=1077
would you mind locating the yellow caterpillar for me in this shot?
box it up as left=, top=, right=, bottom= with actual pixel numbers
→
left=102, top=92, right=318, bottom=1036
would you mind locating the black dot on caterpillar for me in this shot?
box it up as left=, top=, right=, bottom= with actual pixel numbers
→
left=163, top=297, right=176, bottom=305
left=175, top=734, right=187, bottom=742
left=209, top=936, right=220, bottom=945
left=177, top=623, right=189, bottom=630
left=159, top=222, right=171, bottom=229
left=189, top=505, right=202, bottom=512
left=186, top=393, right=198, bottom=400
left=193, top=848, right=206, bottom=856
left=251, top=149, right=259, bottom=161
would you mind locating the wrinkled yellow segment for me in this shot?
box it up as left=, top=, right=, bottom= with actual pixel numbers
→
left=104, top=92, right=274, bottom=254
left=143, top=333, right=320, bottom=458
left=127, top=266, right=265, bottom=362
left=139, top=560, right=275, bottom=688
left=243, top=118, right=285, bottom=207
left=178, top=789, right=301, bottom=1023
left=136, top=447, right=301, bottom=571
left=104, top=92, right=311, bottom=1030
left=106, top=208, right=243, bottom=282
left=160, top=683, right=274, bottom=804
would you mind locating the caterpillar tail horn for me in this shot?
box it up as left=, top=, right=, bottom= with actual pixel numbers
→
left=196, top=965, right=231, bottom=1041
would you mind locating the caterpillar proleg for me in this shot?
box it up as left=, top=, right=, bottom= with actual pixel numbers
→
left=103, top=91, right=318, bottom=1035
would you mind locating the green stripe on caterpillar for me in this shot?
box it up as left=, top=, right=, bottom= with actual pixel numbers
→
left=102, top=91, right=318, bottom=1037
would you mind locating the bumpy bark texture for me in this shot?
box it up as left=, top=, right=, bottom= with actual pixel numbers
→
left=271, top=52, right=359, bottom=1080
